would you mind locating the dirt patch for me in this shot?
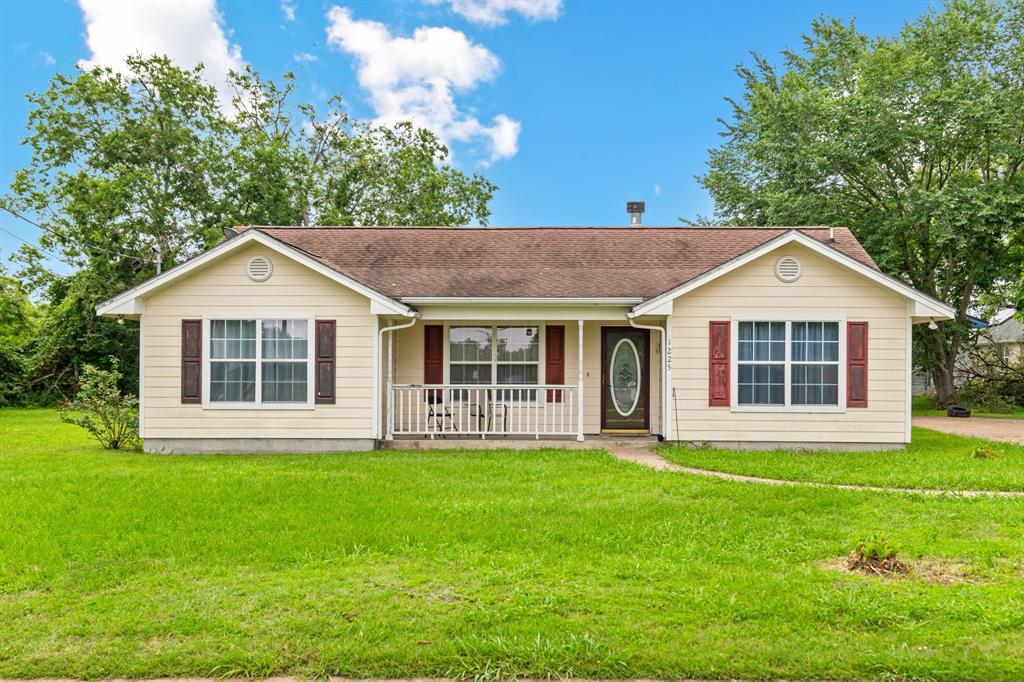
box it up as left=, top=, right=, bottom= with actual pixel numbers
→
left=821, top=556, right=992, bottom=584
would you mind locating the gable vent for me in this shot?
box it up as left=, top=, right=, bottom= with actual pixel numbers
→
left=247, top=255, right=273, bottom=282
left=774, top=256, right=801, bottom=283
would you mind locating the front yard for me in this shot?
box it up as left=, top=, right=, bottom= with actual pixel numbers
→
left=2, top=409, right=1023, bottom=680
left=661, top=426, right=1024, bottom=492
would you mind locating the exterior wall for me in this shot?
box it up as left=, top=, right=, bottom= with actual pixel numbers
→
left=389, top=319, right=662, bottom=436
left=670, top=243, right=910, bottom=445
left=142, top=243, right=376, bottom=442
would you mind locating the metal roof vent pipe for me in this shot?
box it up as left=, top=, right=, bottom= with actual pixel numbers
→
left=627, top=201, right=645, bottom=226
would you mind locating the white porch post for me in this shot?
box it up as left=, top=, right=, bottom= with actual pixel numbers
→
left=577, top=318, right=584, bottom=441
left=664, top=314, right=673, bottom=441
left=386, top=323, right=395, bottom=441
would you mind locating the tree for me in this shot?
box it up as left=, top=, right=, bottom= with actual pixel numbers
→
left=227, top=67, right=496, bottom=227
left=5, top=56, right=498, bottom=403
left=698, top=0, right=1024, bottom=406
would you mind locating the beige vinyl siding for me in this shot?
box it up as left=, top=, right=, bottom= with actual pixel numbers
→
left=143, top=243, right=376, bottom=439
left=670, top=243, right=908, bottom=444
left=390, top=320, right=661, bottom=436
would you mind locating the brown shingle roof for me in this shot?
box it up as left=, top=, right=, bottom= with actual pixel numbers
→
left=243, top=226, right=877, bottom=300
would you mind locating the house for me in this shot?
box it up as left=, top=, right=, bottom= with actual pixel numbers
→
left=978, top=310, right=1022, bottom=366
left=96, top=221, right=955, bottom=454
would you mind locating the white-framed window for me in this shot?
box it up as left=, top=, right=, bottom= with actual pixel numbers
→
left=732, top=318, right=845, bottom=411
left=448, top=325, right=541, bottom=386
left=205, top=317, right=313, bottom=408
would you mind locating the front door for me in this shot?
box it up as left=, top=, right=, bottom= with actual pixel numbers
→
left=601, top=327, right=649, bottom=431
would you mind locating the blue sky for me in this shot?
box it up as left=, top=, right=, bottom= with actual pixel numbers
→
left=1, top=0, right=930, bottom=274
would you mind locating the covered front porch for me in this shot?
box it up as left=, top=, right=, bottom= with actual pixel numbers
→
left=376, top=310, right=668, bottom=442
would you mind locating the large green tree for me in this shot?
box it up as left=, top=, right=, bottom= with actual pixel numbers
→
left=699, top=0, right=1024, bottom=405
left=4, top=56, right=498, bottom=401
left=228, top=68, right=496, bottom=227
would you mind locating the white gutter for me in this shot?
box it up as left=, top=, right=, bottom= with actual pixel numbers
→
left=377, top=312, right=421, bottom=440
left=627, top=312, right=669, bottom=441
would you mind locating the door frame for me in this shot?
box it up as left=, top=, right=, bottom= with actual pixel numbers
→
left=600, top=326, right=650, bottom=431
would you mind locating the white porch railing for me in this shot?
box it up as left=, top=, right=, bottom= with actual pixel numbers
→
left=388, top=384, right=582, bottom=440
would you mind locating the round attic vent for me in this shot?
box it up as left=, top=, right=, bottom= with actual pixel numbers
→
left=774, top=256, right=801, bottom=283
left=247, top=255, right=273, bottom=282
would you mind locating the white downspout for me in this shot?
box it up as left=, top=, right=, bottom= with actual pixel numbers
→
left=627, top=313, right=668, bottom=441
left=378, top=313, right=420, bottom=440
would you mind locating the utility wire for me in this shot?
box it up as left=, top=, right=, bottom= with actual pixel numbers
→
left=0, top=203, right=150, bottom=261
left=0, top=224, right=73, bottom=266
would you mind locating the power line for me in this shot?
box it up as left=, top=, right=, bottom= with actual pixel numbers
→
left=0, top=225, right=73, bottom=266
left=0, top=204, right=151, bottom=261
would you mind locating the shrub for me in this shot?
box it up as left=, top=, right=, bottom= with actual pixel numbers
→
left=60, top=361, right=141, bottom=450
left=848, top=535, right=907, bottom=576
left=957, top=378, right=1023, bottom=413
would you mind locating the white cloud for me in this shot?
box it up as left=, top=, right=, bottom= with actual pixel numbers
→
left=325, top=6, right=520, bottom=163
left=39, top=51, right=55, bottom=65
left=281, top=1, right=296, bottom=21
left=76, top=0, right=244, bottom=110
left=654, top=184, right=662, bottom=196
left=293, top=51, right=318, bottom=62
left=430, top=0, right=562, bottom=26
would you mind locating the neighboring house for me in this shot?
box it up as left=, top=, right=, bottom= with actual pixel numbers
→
left=978, top=310, right=1022, bottom=365
left=96, top=224, right=954, bottom=453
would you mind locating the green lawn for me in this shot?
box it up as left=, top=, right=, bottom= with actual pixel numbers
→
left=912, top=394, right=1024, bottom=419
left=2, top=409, right=1024, bottom=680
left=661, top=427, right=1024, bottom=492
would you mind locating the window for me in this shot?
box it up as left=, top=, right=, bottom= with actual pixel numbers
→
left=737, top=321, right=785, bottom=405
left=449, top=325, right=540, bottom=386
left=791, top=322, right=839, bottom=405
left=735, top=320, right=843, bottom=409
left=208, top=318, right=311, bottom=406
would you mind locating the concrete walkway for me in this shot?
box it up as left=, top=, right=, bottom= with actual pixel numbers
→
left=607, top=442, right=1024, bottom=497
left=913, top=416, right=1024, bottom=444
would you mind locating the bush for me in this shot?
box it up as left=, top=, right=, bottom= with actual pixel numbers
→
left=60, top=361, right=141, bottom=450
left=957, top=381, right=1021, bottom=414
left=848, top=535, right=907, bottom=575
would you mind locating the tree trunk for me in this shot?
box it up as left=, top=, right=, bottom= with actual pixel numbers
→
left=932, top=359, right=957, bottom=408
left=921, top=325, right=958, bottom=408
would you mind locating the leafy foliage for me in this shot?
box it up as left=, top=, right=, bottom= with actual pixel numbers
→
left=4, top=56, right=498, bottom=405
left=0, top=266, right=40, bottom=405
left=228, top=68, right=496, bottom=227
left=699, top=0, right=1024, bottom=405
left=59, top=361, right=140, bottom=450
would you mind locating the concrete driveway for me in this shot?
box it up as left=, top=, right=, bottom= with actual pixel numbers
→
left=913, top=416, right=1024, bottom=445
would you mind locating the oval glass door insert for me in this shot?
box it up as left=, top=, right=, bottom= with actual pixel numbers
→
left=610, top=338, right=641, bottom=417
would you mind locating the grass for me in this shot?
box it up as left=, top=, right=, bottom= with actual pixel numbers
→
left=912, top=394, right=1024, bottom=419
left=661, top=427, right=1024, bottom=492
left=1, top=409, right=1023, bottom=680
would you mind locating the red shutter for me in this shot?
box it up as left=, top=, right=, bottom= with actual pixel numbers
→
left=181, top=319, right=202, bottom=404
left=709, top=321, right=730, bottom=406
left=847, top=321, right=868, bottom=408
left=545, top=325, right=565, bottom=402
left=315, top=320, right=336, bottom=404
left=424, top=326, right=444, bottom=400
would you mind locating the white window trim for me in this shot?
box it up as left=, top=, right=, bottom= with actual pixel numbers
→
left=201, top=315, right=315, bottom=410
left=729, top=315, right=847, bottom=413
left=443, top=322, right=547, bottom=401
